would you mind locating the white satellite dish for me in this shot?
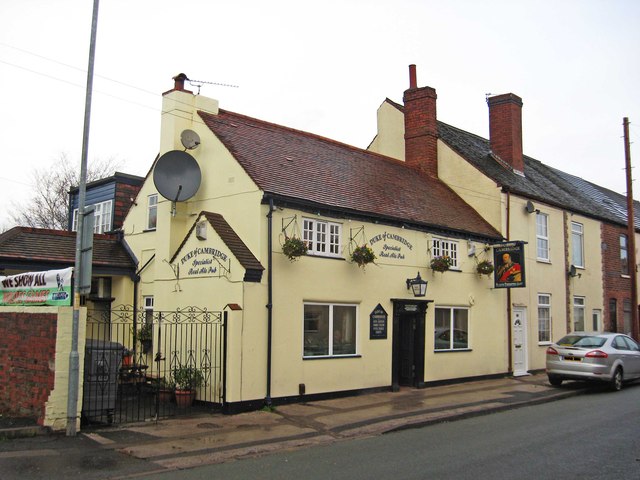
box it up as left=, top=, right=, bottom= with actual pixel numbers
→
left=180, top=129, right=201, bottom=150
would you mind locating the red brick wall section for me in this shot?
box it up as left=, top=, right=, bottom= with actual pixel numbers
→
left=488, top=93, right=524, bottom=173
left=601, top=223, right=632, bottom=332
left=0, top=311, right=57, bottom=422
left=113, top=182, right=142, bottom=230
left=403, top=86, right=438, bottom=178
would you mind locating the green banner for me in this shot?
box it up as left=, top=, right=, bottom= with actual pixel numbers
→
left=0, top=267, right=73, bottom=306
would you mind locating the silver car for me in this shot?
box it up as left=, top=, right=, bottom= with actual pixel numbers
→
left=546, top=332, right=640, bottom=391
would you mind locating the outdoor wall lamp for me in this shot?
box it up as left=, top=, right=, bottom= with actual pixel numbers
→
left=406, top=272, right=428, bottom=297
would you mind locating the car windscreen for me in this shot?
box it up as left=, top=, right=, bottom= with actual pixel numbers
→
left=557, top=335, right=606, bottom=348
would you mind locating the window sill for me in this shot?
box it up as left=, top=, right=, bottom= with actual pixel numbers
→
left=536, top=259, right=551, bottom=264
left=621, top=274, right=631, bottom=279
left=305, top=253, right=344, bottom=261
left=303, top=354, right=361, bottom=360
left=143, top=228, right=157, bottom=233
left=538, top=341, right=552, bottom=346
left=434, top=348, right=472, bottom=353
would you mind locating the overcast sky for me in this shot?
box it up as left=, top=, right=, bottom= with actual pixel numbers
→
left=1, top=0, right=639, bottom=229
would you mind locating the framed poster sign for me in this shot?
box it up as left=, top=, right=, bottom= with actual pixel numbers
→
left=370, top=304, right=388, bottom=339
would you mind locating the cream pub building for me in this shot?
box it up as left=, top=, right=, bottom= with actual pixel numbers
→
left=118, top=72, right=513, bottom=412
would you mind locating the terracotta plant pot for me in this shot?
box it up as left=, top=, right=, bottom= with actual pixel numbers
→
left=158, top=388, right=174, bottom=404
left=175, top=389, right=195, bottom=408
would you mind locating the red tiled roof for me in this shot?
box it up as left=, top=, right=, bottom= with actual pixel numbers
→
left=199, top=109, right=501, bottom=240
left=0, top=227, right=136, bottom=274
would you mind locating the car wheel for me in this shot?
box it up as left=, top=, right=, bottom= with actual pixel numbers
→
left=611, top=368, right=623, bottom=391
left=548, top=375, right=563, bottom=387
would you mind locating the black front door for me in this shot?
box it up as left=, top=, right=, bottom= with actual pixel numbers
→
left=392, top=300, right=428, bottom=390
left=399, top=313, right=417, bottom=386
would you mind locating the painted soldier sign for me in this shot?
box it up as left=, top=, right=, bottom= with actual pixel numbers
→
left=494, top=242, right=526, bottom=288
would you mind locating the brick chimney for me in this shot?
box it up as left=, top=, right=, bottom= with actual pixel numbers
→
left=403, top=65, right=438, bottom=177
left=487, top=93, right=524, bottom=173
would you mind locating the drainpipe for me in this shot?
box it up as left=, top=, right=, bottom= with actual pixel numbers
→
left=265, top=198, right=275, bottom=406
left=506, top=190, right=513, bottom=374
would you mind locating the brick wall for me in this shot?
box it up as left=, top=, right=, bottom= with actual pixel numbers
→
left=601, top=222, right=632, bottom=332
left=0, top=311, right=57, bottom=422
left=113, top=182, right=142, bottom=230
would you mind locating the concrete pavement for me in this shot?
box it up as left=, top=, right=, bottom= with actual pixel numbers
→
left=1, top=373, right=584, bottom=475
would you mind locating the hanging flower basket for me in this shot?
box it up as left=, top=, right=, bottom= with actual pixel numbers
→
left=430, top=255, right=453, bottom=273
left=476, top=260, right=494, bottom=276
left=351, top=244, right=376, bottom=267
left=282, top=236, right=308, bottom=261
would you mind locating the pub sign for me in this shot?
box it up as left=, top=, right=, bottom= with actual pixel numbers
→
left=493, top=241, right=526, bottom=289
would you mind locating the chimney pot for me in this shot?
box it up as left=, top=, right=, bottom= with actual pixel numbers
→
left=403, top=65, right=438, bottom=177
left=173, top=73, right=189, bottom=91
left=409, top=64, right=417, bottom=89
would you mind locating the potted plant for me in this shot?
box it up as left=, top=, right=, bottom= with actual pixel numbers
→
left=151, top=376, right=174, bottom=404
left=172, top=366, right=204, bottom=408
left=138, top=323, right=153, bottom=354
left=430, top=255, right=453, bottom=273
left=351, top=244, right=376, bottom=268
left=476, top=259, right=494, bottom=276
left=282, top=236, right=308, bottom=261
left=122, top=348, right=133, bottom=367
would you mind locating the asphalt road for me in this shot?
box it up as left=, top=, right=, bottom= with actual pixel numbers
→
left=137, top=383, right=640, bottom=480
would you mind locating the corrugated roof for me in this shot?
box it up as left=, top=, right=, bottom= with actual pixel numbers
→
left=198, top=109, right=501, bottom=241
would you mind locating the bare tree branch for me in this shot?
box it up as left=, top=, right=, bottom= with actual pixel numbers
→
left=10, top=153, right=122, bottom=230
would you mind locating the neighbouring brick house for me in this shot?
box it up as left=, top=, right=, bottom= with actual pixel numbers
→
left=546, top=172, right=640, bottom=335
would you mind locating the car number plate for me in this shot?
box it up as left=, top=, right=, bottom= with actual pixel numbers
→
left=562, top=356, right=581, bottom=362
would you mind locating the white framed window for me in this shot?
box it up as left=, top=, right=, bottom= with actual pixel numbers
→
left=303, top=218, right=341, bottom=257
left=72, top=200, right=113, bottom=234
left=303, top=302, right=357, bottom=357
left=571, top=221, right=584, bottom=268
left=143, top=295, right=154, bottom=324
left=620, top=235, right=629, bottom=275
left=573, top=296, right=585, bottom=332
left=536, top=213, right=549, bottom=261
left=431, top=238, right=459, bottom=269
left=147, top=194, right=158, bottom=230
left=538, top=294, right=551, bottom=343
left=434, top=307, right=469, bottom=350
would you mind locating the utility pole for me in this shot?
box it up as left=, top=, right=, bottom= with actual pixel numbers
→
left=67, top=0, right=100, bottom=436
left=623, top=117, right=638, bottom=340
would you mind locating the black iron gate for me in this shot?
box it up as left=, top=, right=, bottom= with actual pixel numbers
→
left=81, top=305, right=225, bottom=425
